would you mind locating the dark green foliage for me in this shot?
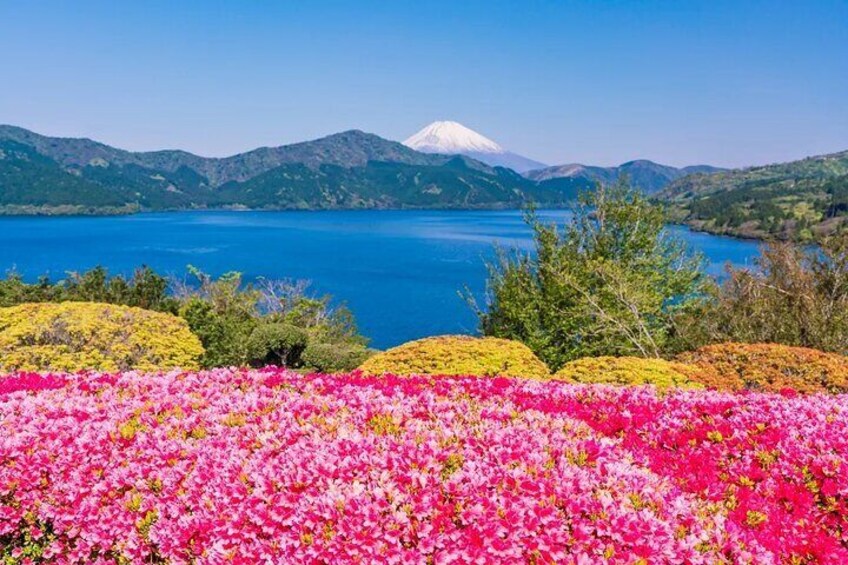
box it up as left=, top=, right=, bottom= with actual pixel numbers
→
left=174, top=269, right=369, bottom=369
left=0, top=140, right=132, bottom=211
left=0, top=266, right=178, bottom=312
left=301, top=342, right=371, bottom=373
left=660, top=150, right=848, bottom=240
left=178, top=297, right=253, bottom=368
left=246, top=323, right=308, bottom=367
left=476, top=180, right=707, bottom=369
left=209, top=158, right=545, bottom=210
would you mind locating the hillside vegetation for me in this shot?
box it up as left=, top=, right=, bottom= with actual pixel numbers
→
left=660, top=150, right=848, bottom=239
left=0, top=125, right=583, bottom=214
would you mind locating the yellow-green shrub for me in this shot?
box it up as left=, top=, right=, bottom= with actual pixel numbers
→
left=676, top=342, right=848, bottom=394
left=358, top=335, right=550, bottom=379
left=554, top=356, right=707, bottom=389
left=0, top=302, right=204, bottom=373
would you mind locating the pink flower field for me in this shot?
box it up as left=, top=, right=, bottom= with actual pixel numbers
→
left=1, top=369, right=847, bottom=564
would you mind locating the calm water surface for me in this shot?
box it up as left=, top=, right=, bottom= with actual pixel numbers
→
left=0, top=210, right=762, bottom=349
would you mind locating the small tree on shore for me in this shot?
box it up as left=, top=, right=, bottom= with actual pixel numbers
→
left=680, top=232, right=848, bottom=354
left=475, top=180, right=707, bottom=370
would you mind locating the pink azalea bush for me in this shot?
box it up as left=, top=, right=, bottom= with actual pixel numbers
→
left=1, top=369, right=846, bottom=563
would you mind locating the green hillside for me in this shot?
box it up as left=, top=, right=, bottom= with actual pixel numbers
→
left=659, top=151, right=848, bottom=239
left=0, top=126, right=580, bottom=214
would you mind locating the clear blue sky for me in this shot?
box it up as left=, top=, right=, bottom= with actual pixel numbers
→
left=1, top=0, right=845, bottom=168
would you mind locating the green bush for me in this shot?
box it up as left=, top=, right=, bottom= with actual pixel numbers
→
left=302, top=342, right=371, bottom=373
left=246, top=323, right=308, bottom=367
left=475, top=181, right=707, bottom=369
left=0, top=265, right=178, bottom=312
left=179, top=297, right=254, bottom=368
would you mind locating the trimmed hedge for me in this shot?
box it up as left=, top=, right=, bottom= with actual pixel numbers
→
left=554, top=356, right=707, bottom=389
left=358, top=335, right=550, bottom=379
left=302, top=342, right=371, bottom=373
left=245, top=323, right=308, bottom=367
left=0, top=302, right=204, bottom=373
left=676, top=342, right=848, bottom=394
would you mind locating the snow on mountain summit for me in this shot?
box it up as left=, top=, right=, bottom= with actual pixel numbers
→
left=403, top=121, right=504, bottom=154
left=402, top=121, right=547, bottom=173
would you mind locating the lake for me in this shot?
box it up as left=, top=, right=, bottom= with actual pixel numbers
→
left=0, top=210, right=763, bottom=349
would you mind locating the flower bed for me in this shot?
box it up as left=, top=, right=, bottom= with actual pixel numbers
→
left=1, top=369, right=846, bottom=563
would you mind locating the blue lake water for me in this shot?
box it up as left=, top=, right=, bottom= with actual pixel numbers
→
left=0, top=210, right=763, bottom=349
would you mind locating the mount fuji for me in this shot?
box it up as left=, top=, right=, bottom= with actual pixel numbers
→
left=403, top=121, right=546, bottom=173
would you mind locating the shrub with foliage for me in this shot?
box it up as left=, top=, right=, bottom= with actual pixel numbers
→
left=302, top=342, right=372, bottom=373
left=674, top=233, right=848, bottom=355
left=676, top=342, right=848, bottom=393
left=554, top=356, right=708, bottom=389
left=0, top=266, right=179, bottom=312
left=245, top=323, right=308, bottom=367
left=0, top=302, right=203, bottom=372
left=176, top=270, right=369, bottom=370
left=475, top=181, right=707, bottom=370
left=358, top=335, right=550, bottom=378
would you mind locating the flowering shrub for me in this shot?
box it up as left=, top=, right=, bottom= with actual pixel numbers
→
left=0, top=302, right=204, bottom=373
left=677, top=342, right=848, bottom=393
left=1, top=369, right=847, bottom=563
left=554, top=356, right=709, bottom=388
left=358, top=335, right=550, bottom=379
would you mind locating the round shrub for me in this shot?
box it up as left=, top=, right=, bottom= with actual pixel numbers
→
left=358, top=335, right=550, bottom=379
left=0, top=302, right=203, bottom=373
left=302, top=342, right=371, bottom=373
left=554, top=356, right=707, bottom=389
left=676, top=342, right=848, bottom=394
left=245, top=322, right=308, bottom=367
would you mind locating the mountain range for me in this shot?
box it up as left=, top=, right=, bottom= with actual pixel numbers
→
left=0, top=124, right=591, bottom=214
left=4, top=121, right=844, bottom=238
left=401, top=121, right=724, bottom=193
left=525, top=161, right=724, bottom=194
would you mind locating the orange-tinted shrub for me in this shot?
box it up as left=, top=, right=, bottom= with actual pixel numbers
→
left=676, top=342, right=848, bottom=394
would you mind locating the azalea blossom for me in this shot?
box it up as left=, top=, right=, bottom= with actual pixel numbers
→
left=1, top=369, right=846, bottom=563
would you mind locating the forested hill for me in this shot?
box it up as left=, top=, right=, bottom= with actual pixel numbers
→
left=658, top=150, right=848, bottom=240
left=0, top=125, right=590, bottom=214
left=525, top=160, right=724, bottom=194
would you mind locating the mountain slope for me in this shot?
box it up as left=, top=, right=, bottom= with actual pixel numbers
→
left=525, top=160, right=724, bottom=194
left=0, top=125, right=575, bottom=214
left=403, top=121, right=546, bottom=173
left=658, top=150, right=848, bottom=239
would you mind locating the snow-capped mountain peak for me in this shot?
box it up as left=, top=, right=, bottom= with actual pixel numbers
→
left=402, top=120, right=547, bottom=173
left=403, top=121, right=504, bottom=155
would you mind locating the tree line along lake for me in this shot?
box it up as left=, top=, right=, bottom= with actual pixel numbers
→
left=0, top=209, right=762, bottom=349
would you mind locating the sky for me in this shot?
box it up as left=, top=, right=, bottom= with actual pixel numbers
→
left=0, top=0, right=846, bottom=168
